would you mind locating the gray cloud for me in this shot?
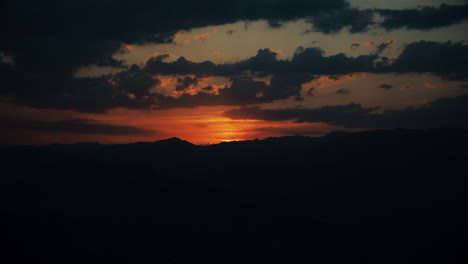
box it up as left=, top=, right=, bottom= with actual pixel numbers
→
left=377, top=4, right=468, bottom=31
left=336, top=88, right=351, bottom=94
left=305, top=4, right=468, bottom=34
left=176, top=76, right=199, bottom=91
left=223, top=95, right=468, bottom=130
left=379, top=41, right=468, bottom=80
left=307, top=7, right=374, bottom=33
left=379, top=84, right=393, bottom=89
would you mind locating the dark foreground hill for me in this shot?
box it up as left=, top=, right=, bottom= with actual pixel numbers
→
left=1, top=129, right=467, bottom=263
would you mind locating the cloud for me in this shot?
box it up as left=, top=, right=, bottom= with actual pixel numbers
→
left=424, top=83, right=437, bottom=89
left=194, top=33, right=210, bottom=40
left=223, top=94, right=468, bottom=130
left=153, top=74, right=314, bottom=109
left=1, top=0, right=348, bottom=73
left=0, top=0, right=350, bottom=111
left=250, top=125, right=337, bottom=137
left=377, top=4, right=468, bottom=31
left=307, top=7, right=374, bottom=33
left=379, top=84, right=393, bottom=89
left=376, top=40, right=394, bottom=53
left=224, top=103, right=378, bottom=124
left=2, top=1, right=465, bottom=89
left=0, top=118, right=157, bottom=135
left=379, top=41, right=468, bottom=80
left=176, top=76, right=199, bottom=91
left=350, top=43, right=360, bottom=50
left=267, top=20, right=285, bottom=28
left=1, top=40, right=467, bottom=112
left=267, top=73, right=315, bottom=100
left=144, top=47, right=376, bottom=77
left=304, top=4, right=468, bottom=34
left=336, top=88, right=351, bottom=94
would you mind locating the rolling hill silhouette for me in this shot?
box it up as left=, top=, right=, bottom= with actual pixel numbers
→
left=1, top=129, right=467, bottom=263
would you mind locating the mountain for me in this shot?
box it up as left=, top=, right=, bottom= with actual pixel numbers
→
left=1, top=129, right=467, bottom=263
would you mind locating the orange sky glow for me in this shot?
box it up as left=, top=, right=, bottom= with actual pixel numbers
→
left=83, top=106, right=341, bottom=145
left=0, top=102, right=345, bottom=145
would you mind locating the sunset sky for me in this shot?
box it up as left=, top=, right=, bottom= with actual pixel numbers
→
left=1, top=0, right=468, bottom=145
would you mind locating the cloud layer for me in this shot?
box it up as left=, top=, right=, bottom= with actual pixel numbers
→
left=223, top=94, right=468, bottom=130
left=1, top=39, right=467, bottom=113
left=0, top=118, right=156, bottom=135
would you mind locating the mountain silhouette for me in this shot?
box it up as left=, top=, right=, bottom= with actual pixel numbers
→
left=1, top=129, right=467, bottom=263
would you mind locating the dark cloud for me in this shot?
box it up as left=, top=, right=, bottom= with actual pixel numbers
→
left=377, top=4, right=468, bottom=31
left=117, top=65, right=160, bottom=97
left=1, top=64, right=161, bottom=113
left=1, top=39, right=467, bottom=112
left=224, top=103, right=378, bottom=124
left=146, top=56, right=218, bottom=76
left=145, top=47, right=376, bottom=77
left=267, top=73, right=315, bottom=100
left=379, top=84, right=393, bottom=89
left=153, top=75, right=314, bottom=110
left=224, top=94, right=468, bottom=129
left=290, top=46, right=377, bottom=74
left=176, top=76, right=199, bottom=91
left=307, top=7, right=374, bottom=33
left=0, top=0, right=349, bottom=111
left=336, top=88, right=351, bottom=94
left=250, top=125, right=332, bottom=137
left=267, top=20, right=285, bottom=29
left=0, top=118, right=157, bottom=135
left=303, top=4, right=468, bottom=34
left=380, top=41, right=468, bottom=80
left=376, top=40, right=394, bottom=54
left=295, top=95, right=305, bottom=101
left=1, top=0, right=348, bottom=72
left=351, top=43, right=360, bottom=50
left=202, top=86, right=214, bottom=91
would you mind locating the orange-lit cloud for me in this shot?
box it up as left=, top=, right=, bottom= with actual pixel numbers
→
left=174, top=32, right=185, bottom=38
left=149, top=52, right=177, bottom=60
left=122, top=44, right=134, bottom=51
left=424, top=82, right=437, bottom=89
left=381, top=39, right=394, bottom=47
left=364, top=41, right=375, bottom=47
left=400, top=86, right=411, bottom=91
left=271, top=49, right=284, bottom=54
left=152, top=75, right=231, bottom=96
left=303, top=73, right=364, bottom=91
left=194, top=33, right=210, bottom=40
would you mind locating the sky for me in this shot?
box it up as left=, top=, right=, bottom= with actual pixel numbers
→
left=1, top=0, right=468, bottom=145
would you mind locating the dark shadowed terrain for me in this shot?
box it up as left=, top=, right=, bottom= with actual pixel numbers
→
left=1, top=129, right=467, bottom=263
